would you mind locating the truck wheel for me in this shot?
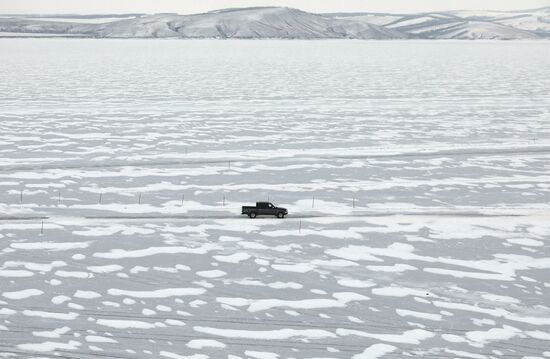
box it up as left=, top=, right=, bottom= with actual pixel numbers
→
left=249, top=212, right=257, bottom=218
left=277, top=212, right=284, bottom=218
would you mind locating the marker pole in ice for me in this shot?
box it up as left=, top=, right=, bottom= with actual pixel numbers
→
left=20, top=190, right=23, bottom=204
left=228, top=160, right=231, bottom=169
left=99, top=193, right=102, bottom=204
left=58, top=191, right=61, bottom=204
left=223, top=195, right=225, bottom=207
left=353, top=198, right=355, bottom=208
left=181, top=194, right=185, bottom=206
left=138, top=193, right=142, bottom=204
left=312, top=196, right=315, bottom=208
left=41, top=221, right=44, bottom=235
left=299, top=220, right=302, bottom=233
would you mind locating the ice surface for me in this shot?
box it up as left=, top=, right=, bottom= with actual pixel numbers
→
left=107, top=288, right=206, bottom=298
left=352, top=343, right=397, bottom=359
left=186, top=339, right=226, bottom=349
left=2, top=289, right=43, bottom=300
left=0, top=39, right=549, bottom=358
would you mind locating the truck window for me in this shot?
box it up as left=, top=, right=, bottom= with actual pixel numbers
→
left=257, top=202, right=268, bottom=209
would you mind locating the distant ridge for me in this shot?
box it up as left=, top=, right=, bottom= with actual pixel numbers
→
left=1, top=6, right=548, bottom=39
left=0, top=13, right=145, bottom=18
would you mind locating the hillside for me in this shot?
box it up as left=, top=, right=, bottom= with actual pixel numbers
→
left=1, top=6, right=549, bottom=39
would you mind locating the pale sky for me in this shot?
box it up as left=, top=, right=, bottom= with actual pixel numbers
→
left=1, top=0, right=549, bottom=15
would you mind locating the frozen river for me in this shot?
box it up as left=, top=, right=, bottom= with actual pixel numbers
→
left=1, top=39, right=550, bottom=359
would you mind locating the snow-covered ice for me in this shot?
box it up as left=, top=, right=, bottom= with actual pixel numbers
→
left=0, top=39, right=549, bottom=358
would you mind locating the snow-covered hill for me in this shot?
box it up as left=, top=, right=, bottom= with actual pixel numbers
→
left=331, top=7, right=550, bottom=40
left=377, top=14, right=540, bottom=40
left=89, top=7, right=401, bottom=39
left=1, top=6, right=549, bottom=39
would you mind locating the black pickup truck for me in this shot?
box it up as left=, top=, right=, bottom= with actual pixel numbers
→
left=242, top=202, right=288, bottom=218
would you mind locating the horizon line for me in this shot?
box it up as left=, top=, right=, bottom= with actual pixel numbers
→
left=1, top=4, right=548, bottom=17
